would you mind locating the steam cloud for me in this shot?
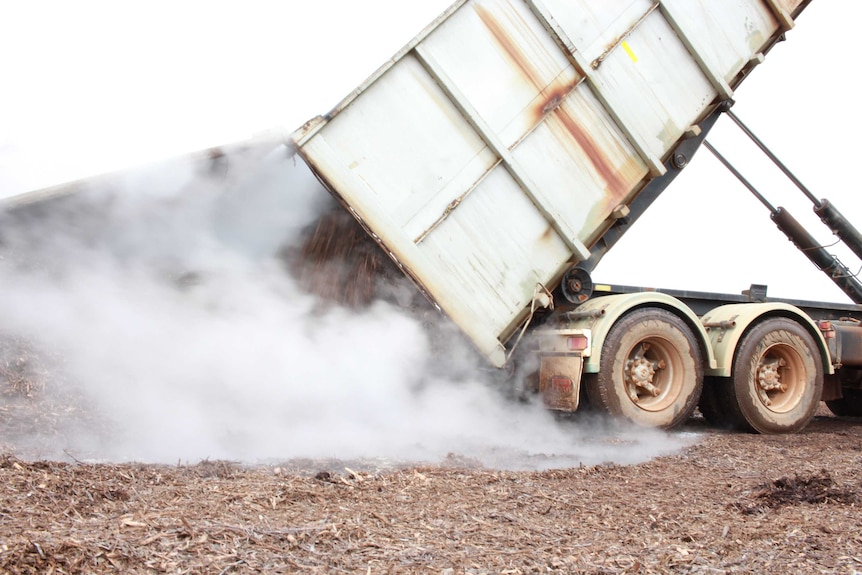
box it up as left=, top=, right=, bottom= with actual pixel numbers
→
left=0, top=142, right=691, bottom=469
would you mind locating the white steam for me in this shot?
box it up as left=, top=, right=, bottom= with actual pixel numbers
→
left=0, top=145, right=692, bottom=469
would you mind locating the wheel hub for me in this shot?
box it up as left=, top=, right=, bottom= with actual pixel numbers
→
left=625, top=343, right=666, bottom=402
left=756, top=357, right=788, bottom=406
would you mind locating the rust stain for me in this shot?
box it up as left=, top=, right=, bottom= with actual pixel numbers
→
left=475, top=3, right=626, bottom=198
left=475, top=4, right=545, bottom=92
left=554, top=105, right=627, bottom=197
left=540, top=83, right=570, bottom=117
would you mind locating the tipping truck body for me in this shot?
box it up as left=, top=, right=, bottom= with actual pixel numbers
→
left=292, top=0, right=862, bottom=433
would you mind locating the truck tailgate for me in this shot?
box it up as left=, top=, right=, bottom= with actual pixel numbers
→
left=292, top=0, right=809, bottom=367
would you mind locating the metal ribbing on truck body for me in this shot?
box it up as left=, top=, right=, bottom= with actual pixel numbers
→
left=293, top=0, right=811, bottom=367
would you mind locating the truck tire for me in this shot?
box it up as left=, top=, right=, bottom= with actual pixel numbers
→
left=585, top=308, right=703, bottom=429
left=719, top=317, right=822, bottom=434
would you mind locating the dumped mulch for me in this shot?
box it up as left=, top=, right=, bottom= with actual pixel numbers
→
left=3, top=415, right=862, bottom=574
left=735, top=469, right=858, bottom=514
left=0, top=335, right=48, bottom=400
left=286, top=197, right=414, bottom=309
left=0, top=336, right=105, bottom=458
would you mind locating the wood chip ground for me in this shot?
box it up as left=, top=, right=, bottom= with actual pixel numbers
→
left=2, top=411, right=862, bottom=574
left=3, top=334, right=862, bottom=573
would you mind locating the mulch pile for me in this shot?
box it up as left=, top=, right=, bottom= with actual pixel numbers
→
left=2, top=415, right=862, bottom=574
left=0, top=336, right=103, bottom=458
left=736, top=469, right=858, bottom=514
left=4, top=321, right=862, bottom=573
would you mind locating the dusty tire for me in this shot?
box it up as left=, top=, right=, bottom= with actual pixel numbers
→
left=720, top=318, right=823, bottom=434
left=585, top=308, right=703, bottom=429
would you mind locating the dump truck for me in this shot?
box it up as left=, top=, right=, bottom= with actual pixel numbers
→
left=290, top=0, right=862, bottom=433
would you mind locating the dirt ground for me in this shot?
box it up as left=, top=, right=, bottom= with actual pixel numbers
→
left=2, top=350, right=862, bottom=575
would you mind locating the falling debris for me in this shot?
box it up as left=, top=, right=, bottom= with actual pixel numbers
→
left=287, top=197, right=412, bottom=309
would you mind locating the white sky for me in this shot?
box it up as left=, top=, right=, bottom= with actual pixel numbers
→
left=1, top=0, right=860, bottom=302
left=0, top=0, right=451, bottom=194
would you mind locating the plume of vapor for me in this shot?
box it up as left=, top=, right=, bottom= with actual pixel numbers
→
left=0, top=143, right=692, bottom=469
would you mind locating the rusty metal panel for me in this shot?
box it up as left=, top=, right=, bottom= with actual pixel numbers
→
left=293, top=0, right=803, bottom=367
left=417, top=167, right=571, bottom=338
left=512, top=85, right=649, bottom=245
left=539, top=355, right=583, bottom=411
left=420, top=0, right=578, bottom=149
left=541, top=2, right=716, bottom=158
left=422, top=0, right=650, bottom=244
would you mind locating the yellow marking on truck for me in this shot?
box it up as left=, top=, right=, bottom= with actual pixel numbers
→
left=623, top=41, right=638, bottom=63
left=594, top=284, right=612, bottom=292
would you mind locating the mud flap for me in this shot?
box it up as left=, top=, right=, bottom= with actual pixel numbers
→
left=539, top=355, right=583, bottom=412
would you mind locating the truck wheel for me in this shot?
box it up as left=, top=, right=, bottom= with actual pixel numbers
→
left=825, top=388, right=862, bottom=417
left=722, top=318, right=822, bottom=434
left=585, top=308, right=703, bottom=429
